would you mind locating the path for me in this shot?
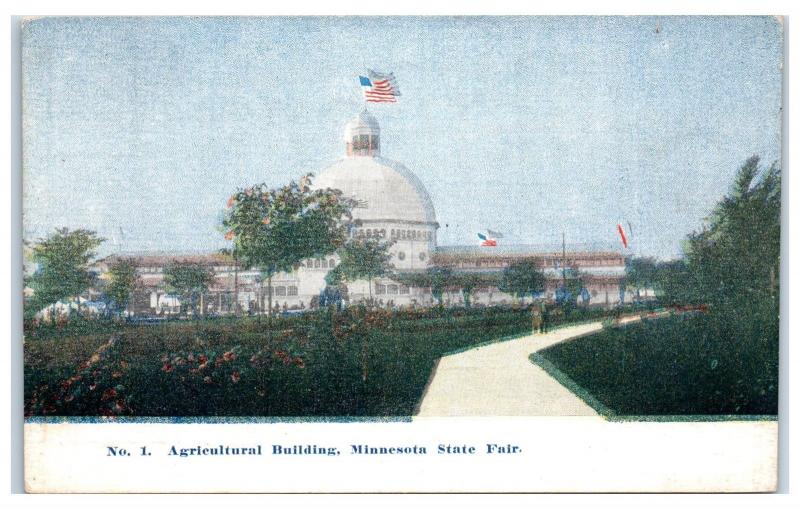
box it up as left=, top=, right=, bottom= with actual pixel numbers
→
left=415, top=316, right=645, bottom=417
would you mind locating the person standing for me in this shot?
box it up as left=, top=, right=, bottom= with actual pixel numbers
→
left=531, top=305, right=543, bottom=334
left=540, top=300, right=550, bottom=333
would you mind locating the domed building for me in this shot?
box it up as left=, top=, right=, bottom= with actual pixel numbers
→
left=94, top=110, right=630, bottom=316
left=314, top=110, right=439, bottom=272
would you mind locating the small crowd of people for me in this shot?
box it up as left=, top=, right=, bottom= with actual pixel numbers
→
left=530, top=302, right=567, bottom=334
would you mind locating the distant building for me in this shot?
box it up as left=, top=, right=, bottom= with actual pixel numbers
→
left=93, top=111, right=628, bottom=315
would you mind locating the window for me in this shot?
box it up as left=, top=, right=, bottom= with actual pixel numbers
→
left=275, top=286, right=287, bottom=296
left=380, top=229, right=386, bottom=238
left=419, top=252, right=426, bottom=261
left=388, top=284, right=398, bottom=295
left=390, top=229, right=395, bottom=238
left=314, top=259, right=321, bottom=268
left=376, top=284, right=386, bottom=295
left=399, top=285, right=410, bottom=294
left=366, top=229, right=373, bottom=238
left=321, top=259, right=328, bottom=268
left=288, top=286, right=298, bottom=296
left=397, top=251, right=406, bottom=261
left=328, top=259, right=335, bottom=267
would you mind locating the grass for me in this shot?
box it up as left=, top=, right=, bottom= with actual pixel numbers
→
left=536, top=313, right=778, bottom=416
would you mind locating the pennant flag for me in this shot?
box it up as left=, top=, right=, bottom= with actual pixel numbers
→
left=486, top=228, right=504, bottom=239
left=359, top=70, right=401, bottom=103
left=477, top=232, right=497, bottom=247
left=616, top=223, right=629, bottom=249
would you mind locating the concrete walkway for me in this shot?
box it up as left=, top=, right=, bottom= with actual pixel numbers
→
left=415, top=316, right=644, bottom=417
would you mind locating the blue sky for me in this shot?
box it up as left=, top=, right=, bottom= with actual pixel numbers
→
left=22, top=16, right=783, bottom=259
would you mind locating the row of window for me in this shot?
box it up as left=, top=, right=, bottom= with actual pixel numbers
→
left=353, top=228, right=433, bottom=241
left=350, top=134, right=379, bottom=150
left=375, top=284, right=410, bottom=295
left=270, top=286, right=298, bottom=296
left=303, top=258, right=337, bottom=269
left=456, top=257, right=624, bottom=269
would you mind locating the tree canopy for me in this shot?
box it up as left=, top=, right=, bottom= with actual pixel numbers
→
left=163, top=262, right=215, bottom=316
left=499, top=260, right=546, bottom=301
left=680, top=155, right=780, bottom=314
left=106, top=259, right=139, bottom=315
left=222, top=175, right=356, bottom=276
left=26, top=228, right=104, bottom=317
left=327, top=238, right=394, bottom=302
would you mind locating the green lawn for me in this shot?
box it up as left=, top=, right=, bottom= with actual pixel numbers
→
left=536, top=313, right=778, bottom=416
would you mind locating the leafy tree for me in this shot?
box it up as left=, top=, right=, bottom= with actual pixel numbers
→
left=625, top=257, right=658, bottom=301
left=163, top=262, right=215, bottom=317
left=222, top=175, right=355, bottom=332
left=106, top=259, right=139, bottom=317
left=564, top=266, right=587, bottom=307
left=499, top=260, right=546, bottom=303
left=653, top=259, right=696, bottom=306
left=682, top=155, right=780, bottom=315
left=330, top=238, right=394, bottom=304
left=389, top=267, right=451, bottom=307
left=26, top=228, right=104, bottom=321
left=450, top=272, right=500, bottom=308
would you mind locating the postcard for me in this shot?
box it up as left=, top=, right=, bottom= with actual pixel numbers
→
left=21, top=16, right=781, bottom=493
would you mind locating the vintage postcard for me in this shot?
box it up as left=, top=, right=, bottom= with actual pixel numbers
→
left=21, top=16, right=781, bottom=493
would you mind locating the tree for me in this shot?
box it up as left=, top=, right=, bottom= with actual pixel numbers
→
left=499, top=260, right=546, bottom=304
left=562, top=266, right=587, bottom=309
left=163, top=262, right=215, bottom=317
left=389, top=267, right=452, bottom=307
left=682, top=155, right=780, bottom=315
left=26, top=228, right=104, bottom=321
left=222, top=175, right=355, bottom=334
left=625, top=257, right=658, bottom=301
left=450, top=272, right=500, bottom=308
left=106, top=259, right=139, bottom=317
left=653, top=259, right=696, bottom=306
left=330, top=238, right=394, bottom=305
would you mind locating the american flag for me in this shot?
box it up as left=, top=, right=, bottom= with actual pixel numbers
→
left=359, top=70, right=401, bottom=103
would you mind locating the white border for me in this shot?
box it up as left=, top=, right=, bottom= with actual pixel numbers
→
left=3, top=1, right=796, bottom=506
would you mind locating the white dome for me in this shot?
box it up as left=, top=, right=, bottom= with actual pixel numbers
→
left=313, top=156, right=437, bottom=225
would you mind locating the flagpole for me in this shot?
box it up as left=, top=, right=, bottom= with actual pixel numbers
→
left=561, top=231, right=567, bottom=289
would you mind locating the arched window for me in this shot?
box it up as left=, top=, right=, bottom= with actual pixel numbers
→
left=321, top=259, right=328, bottom=268
left=328, top=259, right=335, bottom=267
left=314, top=259, right=320, bottom=268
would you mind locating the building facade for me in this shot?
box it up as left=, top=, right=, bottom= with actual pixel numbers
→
left=93, top=111, right=629, bottom=315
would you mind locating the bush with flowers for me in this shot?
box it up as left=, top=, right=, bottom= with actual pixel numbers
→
left=25, top=305, right=550, bottom=416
